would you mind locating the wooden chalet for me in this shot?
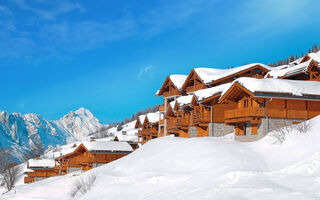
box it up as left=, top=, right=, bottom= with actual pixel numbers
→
left=220, top=77, right=320, bottom=141
left=148, top=63, right=271, bottom=143
left=266, top=59, right=320, bottom=81
left=24, top=158, right=58, bottom=184
left=180, top=63, right=271, bottom=93
left=54, top=140, right=133, bottom=173
left=138, top=112, right=162, bottom=144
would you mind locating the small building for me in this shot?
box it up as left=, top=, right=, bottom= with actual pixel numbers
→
left=24, top=158, right=58, bottom=184
left=55, top=140, right=133, bottom=173
left=220, top=77, right=320, bottom=141
left=113, top=135, right=139, bottom=150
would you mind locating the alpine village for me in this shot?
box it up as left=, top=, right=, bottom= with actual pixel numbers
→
left=21, top=49, right=320, bottom=185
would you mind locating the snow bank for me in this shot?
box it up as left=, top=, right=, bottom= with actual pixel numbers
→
left=5, top=116, right=320, bottom=200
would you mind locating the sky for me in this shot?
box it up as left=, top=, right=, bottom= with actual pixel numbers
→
left=1, top=0, right=320, bottom=123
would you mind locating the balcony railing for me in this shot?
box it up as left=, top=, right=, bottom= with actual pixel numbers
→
left=167, top=120, right=177, bottom=131
left=162, top=90, right=180, bottom=97
left=225, top=107, right=265, bottom=120
left=176, top=117, right=190, bottom=128
left=193, top=112, right=211, bottom=124
left=141, top=128, right=158, bottom=136
left=186, top=84, right=206, bottom=93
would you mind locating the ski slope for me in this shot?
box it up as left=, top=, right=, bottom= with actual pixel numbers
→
left=3, top=116, right=320, bottom=200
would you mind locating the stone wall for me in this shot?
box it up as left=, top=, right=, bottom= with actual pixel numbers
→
left=235, top=118, right=304, bottom=142
left=209, top=123, right=234, bottom=137
left=189, top=126, right=197, bottom=137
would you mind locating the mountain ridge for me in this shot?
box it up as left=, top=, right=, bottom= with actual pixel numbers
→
left=0, top=107, right=104, bottom=160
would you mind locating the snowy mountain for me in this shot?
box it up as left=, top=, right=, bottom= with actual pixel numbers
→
left=0, top=108, right=103, bottom=160
left=55, top=107, right=103, bottom=141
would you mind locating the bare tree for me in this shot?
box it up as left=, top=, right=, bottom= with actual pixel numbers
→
left=0, top=148, right=21, bottom=191
left=295, top=120, right=312, bottom=134
left=273, top=120, right=293, bottom=143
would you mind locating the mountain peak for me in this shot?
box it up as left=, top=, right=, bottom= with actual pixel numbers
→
left=55, top=107, right=103, bottom=140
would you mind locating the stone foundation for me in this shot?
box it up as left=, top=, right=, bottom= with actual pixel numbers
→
left=189, top=126, right=197, bottom=137
left=235, top=118, right=304, bottom=142
left=209, top=122, right=234, bottom=137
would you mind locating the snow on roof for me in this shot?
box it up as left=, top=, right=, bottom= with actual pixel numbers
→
left=194, top=63, right=271, bottom=84
left=28, top=159, right=55, bottom=168
left=194, top=83, right=232, bottom=101
left=146, top=111, right=161, bottom=123
left=113, top=134, right=137, bottom=143
left=54, top=142, right=81, bottom=158
left=169, top=75, right=188, bottom=90
left=170, top=95, right=194, bottom=108
left=223, top=77, right=320, bottom=97
left=138, top=115, right=146, bottom=124
left=82, top=141, right=133, bottom=152
left=306, top=52, right=320, bottom=63
left=266, top=60, right=312, bottom=78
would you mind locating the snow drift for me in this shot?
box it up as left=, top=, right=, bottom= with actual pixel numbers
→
left=3, top=116, right=320, bottom=200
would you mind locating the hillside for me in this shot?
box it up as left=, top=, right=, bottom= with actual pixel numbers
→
left=0, top=108, right=103, bottom=160
left=3, top=116, right=320, bottom=200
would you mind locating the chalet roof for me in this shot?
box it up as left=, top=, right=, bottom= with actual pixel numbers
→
left=113, top=134, right=138, bottom=143
left=146, top=111, right=161, bottom=123
left=193, top=82, right=232, bottom=101
left=304, top=52, right=320, bottom=63
left=194, top=63, right=271, bottom=85
left=28, top=159, right=55, bottom=169
left=54, top=142, right=81, bottom=158
left=221, top=77, right=320, bottom=100
left=266, top=59, right=313, bottom=78
left=156, top=74, right=187, bottom=96
left=82, top=141, right=133, bottom=152
left=169, top=75, right=188, bottom=90
left=170, top=95, right=194, bottom=108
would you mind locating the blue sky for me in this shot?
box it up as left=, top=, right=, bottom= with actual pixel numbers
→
left=1, top=0, right=320, bottom=123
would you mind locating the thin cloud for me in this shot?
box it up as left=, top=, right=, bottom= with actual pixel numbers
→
left=0, top=0, right=213, bottom=62
left=138, top=65, right=154, bottom=79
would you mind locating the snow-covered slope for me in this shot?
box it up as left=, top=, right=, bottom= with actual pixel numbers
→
left=4, top=116, right=320, bottom=200
left=0, top=108, right=103, bottom=160
left=55, top=107, right=103, bottom=141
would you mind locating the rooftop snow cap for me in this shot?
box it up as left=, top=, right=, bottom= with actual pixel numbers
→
left=193, top=63, right=271, bottom=85
left=28, top=159, right=55, bottom=169
left=82, top=140, right=134, bottom=152
left=221, top=77, right=320, bottom=99
left=169, top=75, right=188, bottom=91
left=266, top=59, right=314, bottom=78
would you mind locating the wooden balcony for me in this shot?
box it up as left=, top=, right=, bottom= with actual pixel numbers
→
left=159, top=106, right=165, bottom=112
left=186, top=84, right=206, bottom=93
left=224, top=107, right=265, bottom=124
left=176, top=117, right=190, bottom=129
left=167, top=120, right=178, bottom=132
left=163, top=90, right=180, bottom=98
left=24, top=177, right=34, bottom=184
left=193, top=112, right=211, bottom=125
